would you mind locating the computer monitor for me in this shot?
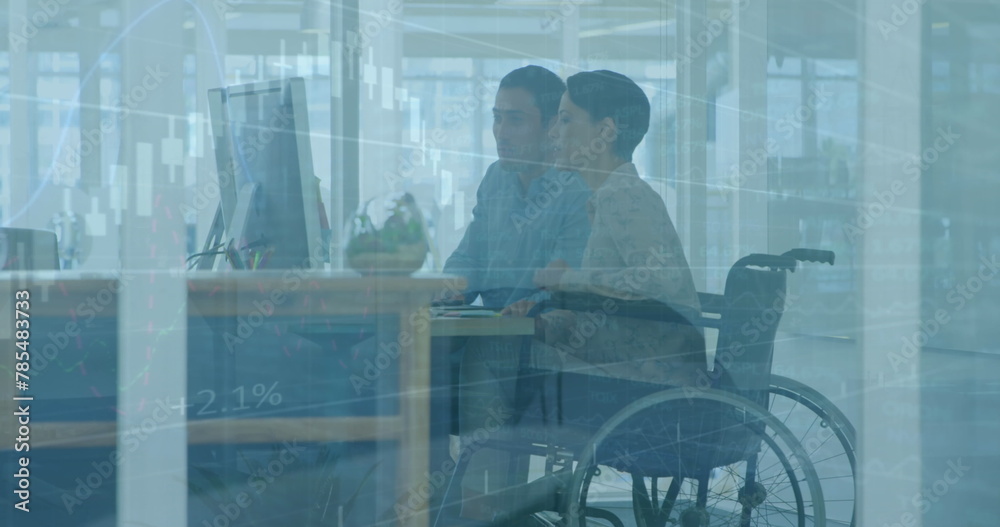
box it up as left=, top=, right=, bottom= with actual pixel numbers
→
left=206, top=87, right=240, bottom=241
left=0, top=228, right=59, bottom=270
left=207, top=77, right=326, bottom=270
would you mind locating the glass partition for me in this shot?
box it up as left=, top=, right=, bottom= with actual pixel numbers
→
left=1, top=1, right=997, bottom=526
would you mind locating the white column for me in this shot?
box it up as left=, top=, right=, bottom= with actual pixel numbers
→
left=355, top=0, right=405, bottom=518
left=330, top=0, right=361, bottom=269
left=7, top=0, right=32, bottom=227
left=114, top=1, right=188, bottom=526
left=858, top=1, right=923, bottom=526
left=357, top=0, right=404, bottom=201
left=730, top=0, right=768, bottom=257
left=78, top=7, right=104, bottom=191
left=675, top=0, right=708, bottom=290
left=561, top=7, right=580, bottom=73
left=193, top=0, right=228, bottom=249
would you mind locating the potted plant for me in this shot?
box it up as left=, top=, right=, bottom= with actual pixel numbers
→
left=346, top=193, right=430, bottom=275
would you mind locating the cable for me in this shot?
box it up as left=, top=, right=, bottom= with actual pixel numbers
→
left=186, top=242, right=228, bottom=270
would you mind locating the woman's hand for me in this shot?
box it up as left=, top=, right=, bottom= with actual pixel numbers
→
left=534, top=259, right=569, bottom=289
left=501, top=299, right=537, bottom=318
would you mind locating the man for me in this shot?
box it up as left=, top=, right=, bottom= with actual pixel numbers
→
left=442, top=65, right=591, bottom=309
left=458, top=70, right=704, bottom=523
left=436, top=66, right=590, bottom=524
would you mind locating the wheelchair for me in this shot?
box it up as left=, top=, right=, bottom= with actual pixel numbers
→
left=435, top=248, right=854, bottom=527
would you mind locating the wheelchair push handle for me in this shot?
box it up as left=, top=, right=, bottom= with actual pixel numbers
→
left=782, top=248, right=835, bottom=266
left=733, top=248, right=835, bottom=273
left=732, top=254, right=798, bottom=272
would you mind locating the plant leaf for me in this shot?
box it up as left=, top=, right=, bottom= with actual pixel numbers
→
left=238, top=449, right=264, bottom=477
left=192, top=465, right=233, bottom=502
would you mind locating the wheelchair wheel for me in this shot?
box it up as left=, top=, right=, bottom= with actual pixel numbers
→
left=565, top=388, right=826, bottom=527
left=767, top=375, right=856, bottom=527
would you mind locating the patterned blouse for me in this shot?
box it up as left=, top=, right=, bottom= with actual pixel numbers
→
left=538, top=162, right=706, bottom=386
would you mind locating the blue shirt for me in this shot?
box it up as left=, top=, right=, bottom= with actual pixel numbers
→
left=443, top=162, right=592, bottom=308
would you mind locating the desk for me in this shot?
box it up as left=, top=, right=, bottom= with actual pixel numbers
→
left=431, top=315, right=533, bottom=338
left=0, top=271, right=533, bottom=527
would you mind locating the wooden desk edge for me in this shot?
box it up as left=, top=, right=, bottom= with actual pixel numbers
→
left=430, top=317, right=534, bottom=337
left=12, top=417, right=404, bottom=449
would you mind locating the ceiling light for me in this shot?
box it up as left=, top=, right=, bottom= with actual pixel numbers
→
left=496, top=0, right=601, bottom=6
left=579, top=20, right=666, bottom=38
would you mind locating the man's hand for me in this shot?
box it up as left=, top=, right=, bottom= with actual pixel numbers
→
left=534, top=259, right=569, bottom=289
left=501, top=299, right=537, bottom=317
left=431, top=293, right=465, bottom=307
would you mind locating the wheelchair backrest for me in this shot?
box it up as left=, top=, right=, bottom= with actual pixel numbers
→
left=713, top=262, right=789, bottom=406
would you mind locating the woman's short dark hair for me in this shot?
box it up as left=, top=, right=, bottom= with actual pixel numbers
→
left=565, top=70, right=650, bottom=162
left=498, top=65, right=566, bottom=124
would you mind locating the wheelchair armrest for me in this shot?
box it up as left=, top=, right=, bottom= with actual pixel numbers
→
left=529, top=291, right=696, bottom=327
left=698, top=292, right=724, bottom=315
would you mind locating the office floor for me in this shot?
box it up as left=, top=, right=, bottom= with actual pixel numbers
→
left=505, top=332, right=1000, bottom=526
left=771, top=333, right=1000, bottom=527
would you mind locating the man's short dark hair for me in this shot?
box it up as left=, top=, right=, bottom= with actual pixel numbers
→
left=498, top=65, right=566, bottom=124
left=565, top=70, right=650, bottom=162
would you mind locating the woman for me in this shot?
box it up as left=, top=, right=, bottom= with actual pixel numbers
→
left=457, top=70, right=705, bottom=522
left=523, top=69, right=705, bottom=385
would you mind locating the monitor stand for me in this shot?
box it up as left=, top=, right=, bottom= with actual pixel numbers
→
left=224, top=182, right=261, bottom=270
left=196, top=206, right=225, bottom=270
